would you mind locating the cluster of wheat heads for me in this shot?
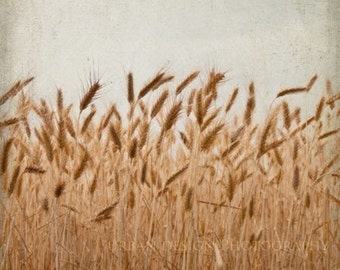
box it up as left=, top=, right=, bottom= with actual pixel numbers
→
left=0, top=71, right=339, bottom=269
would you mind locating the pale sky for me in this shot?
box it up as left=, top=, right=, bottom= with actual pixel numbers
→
left=1, top=0, right=339, bottom=118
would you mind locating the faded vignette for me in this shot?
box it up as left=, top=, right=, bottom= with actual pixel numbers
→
left=0, top=1, right=339, bottom=268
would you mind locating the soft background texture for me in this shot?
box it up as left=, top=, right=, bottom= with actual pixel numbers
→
left=0, top=0, right=339, bottom=116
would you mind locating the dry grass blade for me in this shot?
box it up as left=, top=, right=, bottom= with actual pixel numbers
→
left=79, top=80, right=102, bottom=112
left=277, top=87, right=307, bottom=98
left=293, top=139, right=299, bottom=161
left=318, top=129, right=339, bottom=140
left=73, top=151, right=90, bottom=180
left=221, top=140, right=240, bottom=158
left=204, top=71, right=224, bottom=96
left=274, top=148, right=283, bottom=166
left=258, top=119, right=272, bottom=157
left=54, top=182, right=66, bottom=198
left=1, top=138, right=14, bottom=175
left=138, top=72, right=164, bottom=100
left=130, top=118, right=140, bottom=136
left=153, top=75, right=174, bottom=90
left=127, top=73, right=134, bottom=103
left=282, top=101, right=291, bottom=129
left=176, top=71, right=199, bottom=95
left=315, top=97, right=325, bottom=121
left=58, top=118, right=66, bottom=149
left=305, top=192, right=311, bottom=208
left=306, top=74, right=318, bottom=91
left=201, top=124, right=224, bottom=151
left=24, top=166, right=46, bottom=174
left=92, top=201, right=119, bottom=222
left=186, top=90, right=196, bottom=116
left=128, top=189, right=135, bottom=209
left=140, top=162, right=147, bottom=184
left=0, top=118, right=20, bottom=128
left=19, top=77, right=35, bottom=89
left=197, top=200, right=241, bottom=209
left=88, top=173, right=97, bottom=195
left=164, top=164, right=189, bottom=188
left=138, top=121, right=150, bottom=149
left=290, top=107, right=301, bottom=124
left=0, top=77, right=34, bottom=106
left=248, top=196, right=254, bottom=217
left=179, top=131, right=191, bottom=149
left=42, top=198, right=49, bottom=212
left=277, top=75, right=317, bottom=98
left=292, top=166, right=300, bottom=191
left=195, top=90, right=203, bottom=126
left=8, top=166, right=20, bottom=196
left=227, top=174, right=235, bottom=202
left=163, top=101, right=182, bottom=132
left=61, top=204, right=80, bottom=214
left=41, top=128, right=54, bottom=162
left=157, top=164, right=189, bottom=197
left=151, top=90, right=169, bottom=118
left=22, top=117, right=31, bottom=137
left=326, top=192, right=340, bottom=206
left=230, top=126, right=245, bottom=143
left=203, top=94, right=214, bottom=114
left=112, top=105, right=122, bottom=122
left=258, top=139, right=286, bottom=158
left=326, top=94, right=340, bottom=105
left=109, top=124, right=122, bottom=150
left=34, top=128, right=43, bottom=144
left=244, top=82, right=255, bottom=126
left=101, top=104, right=117, bottom=130
left=129, top=138, right=138, bottom=159
left=0, top=81, right=20, bottom=106
left=290, top=116, right=315, bottom=136
left=326, top=80, right=335, bottom=109
left=65, top=116, right=76, bottom=138
left=81, top=109, right=96, bottom=134
left=225, top=88, right=238, bottom=114
left=38, top=99, right=54, bottom=134
left=57, top=89, right=63, bottom=117
left=185, top=187, right=194, bottom=211
left=138, top=100, right=148, bottom=116
left=321, top=154, right=339, bottom=176
left=201, top=109, right=220, bottom=132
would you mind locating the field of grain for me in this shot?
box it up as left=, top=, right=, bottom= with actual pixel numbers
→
left=0, top=71, right=339, bottom=269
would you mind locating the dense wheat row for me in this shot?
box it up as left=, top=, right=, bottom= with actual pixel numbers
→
left=0, top=71, right=339, bottom=269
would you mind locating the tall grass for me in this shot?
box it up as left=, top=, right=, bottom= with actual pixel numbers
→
left=0, top=71, right=339, bottom=269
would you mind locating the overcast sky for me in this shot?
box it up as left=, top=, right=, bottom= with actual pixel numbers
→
left=1, top=0, right=339, bottom=118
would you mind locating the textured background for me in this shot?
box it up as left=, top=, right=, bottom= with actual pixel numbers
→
left=0, top=1, right=339, bottom=113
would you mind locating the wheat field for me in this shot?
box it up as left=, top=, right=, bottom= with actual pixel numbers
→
left=0, top=71, right=339, bottom=269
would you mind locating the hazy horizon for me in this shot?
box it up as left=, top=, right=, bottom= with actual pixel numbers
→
left=1, top=1, right=339, bottom=118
